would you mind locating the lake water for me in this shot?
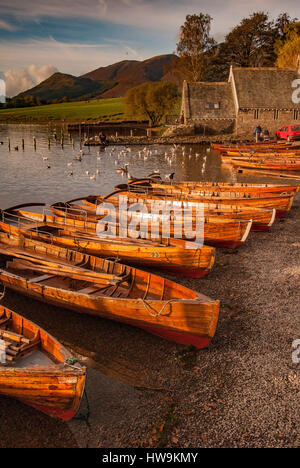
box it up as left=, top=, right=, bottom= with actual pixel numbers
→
left=0, top=123, right=289, bottom=210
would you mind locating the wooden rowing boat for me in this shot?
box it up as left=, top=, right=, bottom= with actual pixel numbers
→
left=221, top=153, right=300, bottom=162
left=61, top=196, right=275, bottom=232
left=224, top=158, right=300, bottom=172
left=223, top=150, right=300, bottom=157
left=125, top=179, right=300, bottom=196
left=0, top=231, right=220, bottom=349
left=88, top=188, right=295, bottom=219
left=0, top=208, right=215, bottom=278
left=235, top=167, right=300, bottom=180
left=0, top=305, right=86, bottom=421
left=211, top=142, right=298, bottom=151
left=5, top=205, right=253, bottom=249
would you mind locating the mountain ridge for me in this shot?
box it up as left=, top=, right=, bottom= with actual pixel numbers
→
left=14, top=54, right=175, bottom=102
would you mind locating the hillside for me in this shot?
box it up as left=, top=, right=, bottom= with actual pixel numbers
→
left=0, top=98, right=125, bottom=122
left=16, top=72, right=116, bottom=103
left=82, top=54, right=175, bottom=97
left=12, top=54, right=176, bottom=104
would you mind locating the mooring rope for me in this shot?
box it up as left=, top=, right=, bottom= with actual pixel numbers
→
left=0, top=286, right=6, bottom=301
left=139, top=298, right=176, bottom=318
left=74, top=389, right=90, bottom=422
left=63, top=359, right=90, bottom=421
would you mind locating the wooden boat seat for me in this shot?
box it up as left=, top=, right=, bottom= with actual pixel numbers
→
left=28, top=274, right=57, bottom=284
left=0, top=329, right=41, bottom=366
left=77, top=280, right=129, bottom=296
left=5, top=258, right=60, bottom=284
left=77, top=286, right=108, bottom=295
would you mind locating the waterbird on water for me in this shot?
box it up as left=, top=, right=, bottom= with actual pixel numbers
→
left=117, top=163, right=129, bottom=174
left=165, top=172, right=175, bottom=181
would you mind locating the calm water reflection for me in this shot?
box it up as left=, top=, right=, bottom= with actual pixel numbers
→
left=0, top=124, right=289, bottom=209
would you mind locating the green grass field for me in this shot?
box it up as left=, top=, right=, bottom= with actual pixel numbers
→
left=0, top=98, right=125, bottom=122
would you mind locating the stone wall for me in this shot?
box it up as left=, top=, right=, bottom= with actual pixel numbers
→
left=236, top=109, right=300, bottom=136
left=163, top=124, right=195, bottom=137
left=193, top=119, right=236, bottom=135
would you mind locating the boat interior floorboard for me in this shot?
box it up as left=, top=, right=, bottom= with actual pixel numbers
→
left=6, top=349, right=56, bottom=368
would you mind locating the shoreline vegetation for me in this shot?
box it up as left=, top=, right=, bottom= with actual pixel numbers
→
left=0, top=98, right=126, bottom=123
left=0, top=97, right=291, bottom=144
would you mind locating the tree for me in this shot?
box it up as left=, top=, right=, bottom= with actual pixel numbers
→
left=125, top=82, right=179, bottom=126
left=175, top=13, right=216, bottom=81
left=224, top=12, right=276, bottom=67
left=276, top=22, right=300, bottom=68
left=274, top=12, right=298, bottom=41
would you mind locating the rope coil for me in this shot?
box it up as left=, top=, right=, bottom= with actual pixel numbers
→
left=139, top=298, right=176, bottom=318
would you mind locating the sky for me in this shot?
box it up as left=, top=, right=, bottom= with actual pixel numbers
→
left=0, top=0, right=300, bottom=96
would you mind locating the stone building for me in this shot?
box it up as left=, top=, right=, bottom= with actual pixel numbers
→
left=181, top=60, right=300, bottom=136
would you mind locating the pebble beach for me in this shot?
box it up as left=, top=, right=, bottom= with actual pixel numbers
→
left=0, top=193, right=299, bottom=449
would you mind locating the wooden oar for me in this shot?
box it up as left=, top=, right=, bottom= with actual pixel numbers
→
left=0, top=246, right=130, bottom=284
left=7, top=259, right=130, bottom=287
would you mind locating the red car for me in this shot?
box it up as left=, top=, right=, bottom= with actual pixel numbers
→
left=276, top=125, right=300, bottom=141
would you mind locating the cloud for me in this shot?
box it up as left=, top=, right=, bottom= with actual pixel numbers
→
left=0, top=0, right=299, bottom=36
left=1, top=0, right=299, bottom=83
left=4, top=64, right=58, bottom=97
left=0, top=19, right=18, bottom=31
left=1, top=37, right=153, bottom=92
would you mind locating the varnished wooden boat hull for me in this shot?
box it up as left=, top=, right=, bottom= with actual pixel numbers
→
left=211, top=142, right=296, bottom=152
left=131, top=181, right=300, bottom=196
left=0, top=235, right=220, bottom=349
left=224, top=150, right=300, bottom=157
left=17, top=208, right=252, bottom=249
left=0, top=213, right=216, bottom=278
left=52, top=198, right=276, bottom=233
left=0, top=306, right=86, bottom=421
left=103, top=218, right=253, bottom=249
left=226, top=158, right=300, bottom=171
left=104, top=190, right=294, bottom=219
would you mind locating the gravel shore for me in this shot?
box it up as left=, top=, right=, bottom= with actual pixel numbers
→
left=85, top=134, right=258, bottom=146
left=0, top=194, right=299, bottom=448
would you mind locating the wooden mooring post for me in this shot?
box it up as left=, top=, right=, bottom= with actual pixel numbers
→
left=79, top=124, right=82, bottom=150
left=8, top=138, right=10, bottom=151
left=21, top=138, right=25, bottom=150
left=33, top=137, right=37, bottom=150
